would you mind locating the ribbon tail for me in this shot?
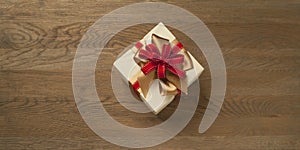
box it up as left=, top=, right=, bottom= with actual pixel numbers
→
left=137, top=70, right=156, bottom=98
left=165, top=73, right=188, bottom=94
left=167, top=66, right=186, bottom=78
left=159, top=80, right=178, bottom=96
left=157, top=63, right=166, bottom=79
left=141, top=61, right=157, bottom=75
left=128, top=71, right=144, bottom=100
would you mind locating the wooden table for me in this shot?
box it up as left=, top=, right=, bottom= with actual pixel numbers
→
left=1, top=0, right=299, bottom=149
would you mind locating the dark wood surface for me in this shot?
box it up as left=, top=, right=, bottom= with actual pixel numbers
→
left=1, top=0, right=300, bottom=149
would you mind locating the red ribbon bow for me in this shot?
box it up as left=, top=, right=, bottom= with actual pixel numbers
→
left=137, top=43, right=186, bottom=79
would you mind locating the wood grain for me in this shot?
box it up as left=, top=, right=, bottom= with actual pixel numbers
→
left=1, top=0, right=300, bottom=149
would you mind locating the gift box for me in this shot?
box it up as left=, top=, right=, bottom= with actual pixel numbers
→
left=113, top=22, right=204, bottom=114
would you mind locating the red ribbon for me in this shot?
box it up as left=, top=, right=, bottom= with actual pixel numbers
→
left=137, top=42, right=186, bottom=79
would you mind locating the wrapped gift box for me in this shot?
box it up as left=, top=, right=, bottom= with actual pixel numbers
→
left=113, top=22, right=204, bottom=114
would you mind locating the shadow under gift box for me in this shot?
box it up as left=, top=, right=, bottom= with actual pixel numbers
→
left=113, top=23, right=204, bottom=114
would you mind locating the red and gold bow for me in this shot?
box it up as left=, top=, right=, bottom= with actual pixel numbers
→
left=129, top=34, right=193, bottom=99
